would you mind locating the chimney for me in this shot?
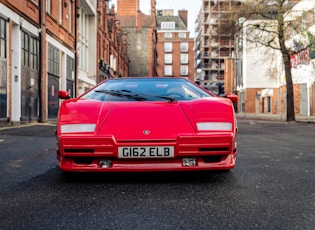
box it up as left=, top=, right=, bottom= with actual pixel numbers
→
left=137, top=0, right=142, bottom=30
left=151, top=0, right=156, bottom=30
left=178, top=10, right=188, bottom=28
left=110, top=4, right=115, bottom=15
left=117, top=0, right=137, bottom=16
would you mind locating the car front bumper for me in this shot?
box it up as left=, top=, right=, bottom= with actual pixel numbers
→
left=56, top=133, right=237, bottom=172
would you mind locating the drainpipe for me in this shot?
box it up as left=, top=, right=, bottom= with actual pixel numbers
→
left=38, top=0, right=43, bottom=122
left=74, top=1, right=79, bottom=97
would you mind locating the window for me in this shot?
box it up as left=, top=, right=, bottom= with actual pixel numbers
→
left=46, top=0, right=51, bottom=14
left=161, top=22, right=175, bottom=29
left=164, top=65, right=172, bottom=76
left=79, top=9, right=89, bottom=71
left=66, top=56, right=75, bottom=98
left=29, top=37, right=38, bottom=70
left=110, top=54, right=117, bottom=71
left=164, top=32, right=172, bottom=38
left=66, top=56, right=75, bottom=80
left=164, top=54, right=172, bottom=64
left=48, top=43, right=60, bottom=76
left=180, top=54, right=188, bottom=64
left=0, top=17, right=7, bottom=58
left=180, top=42, right=188, bottom=52
left=180, top=65, right=188, bottom=76
left=164, top=42, right=172, bottom=52
left=178, top=33, right=186, bottom=38
left=21, top=32, right=29, bottom=67
left=21, top=31, right=38, bottom=69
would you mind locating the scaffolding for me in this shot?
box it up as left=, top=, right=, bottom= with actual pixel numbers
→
left=195, top=0, right=242, bottom=94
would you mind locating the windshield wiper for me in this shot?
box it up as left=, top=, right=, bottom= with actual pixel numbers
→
left=95, top=89, right=132, bottom=94
left=95, top=90, right=177, bottom=102
left=131, top=93, right=177, bottom=102
left=94, top=89, right=148, bottom=101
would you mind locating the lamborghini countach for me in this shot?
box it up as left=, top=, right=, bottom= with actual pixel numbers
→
left=56, top=77, right=238, bottom=172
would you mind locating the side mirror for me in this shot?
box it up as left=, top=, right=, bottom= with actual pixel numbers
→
left=226, top=92, right=238, bottom=103
left=58, top=90, right=71, bottom=99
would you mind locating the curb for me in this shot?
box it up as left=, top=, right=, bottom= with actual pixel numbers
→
left=0, top=122, right=56, bottom=131
left=236, top=114, right=315, bottom=123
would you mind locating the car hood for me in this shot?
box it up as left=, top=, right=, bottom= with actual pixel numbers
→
left=58, top=98, right=235, bottom=140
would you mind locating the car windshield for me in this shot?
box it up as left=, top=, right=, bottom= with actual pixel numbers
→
left=81, top=78, right=212, bottom=102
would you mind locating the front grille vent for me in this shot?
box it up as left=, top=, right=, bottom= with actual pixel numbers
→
left=64, top=149, right=94, bottom=153
left=199, top=147, right=229, bottom=152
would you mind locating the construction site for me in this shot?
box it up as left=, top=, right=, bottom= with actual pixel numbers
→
left=194, top=0, right=242, bottom=95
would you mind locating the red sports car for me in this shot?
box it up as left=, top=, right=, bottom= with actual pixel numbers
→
left=56, top=77, right=238, bottom=172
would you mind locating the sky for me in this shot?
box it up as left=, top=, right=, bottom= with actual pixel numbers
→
left=109, top=0, right=202, bottom=37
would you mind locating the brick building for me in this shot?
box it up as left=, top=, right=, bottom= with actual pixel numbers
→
left=116, top=0, right=157, bottom=77
left=0, top=0, right=77, bottom=125
left=97, top=2, right=129, bottom=82
left=156, top=9, right=194, bottom=81
left=0, top=0, right=129, bottom=127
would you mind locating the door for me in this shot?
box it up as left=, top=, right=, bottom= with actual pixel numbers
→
left=47, top=43, right=60, bottom=119
left=48, top=74, right=60, bottom=119
left=20, top=31, right=39, bottom=122
left=0, top=17, right=7, bottom=119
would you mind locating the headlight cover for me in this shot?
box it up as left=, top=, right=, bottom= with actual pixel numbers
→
left=196, top=122, right=232, bottom=131
left=61, top=124, right=96, bottom=133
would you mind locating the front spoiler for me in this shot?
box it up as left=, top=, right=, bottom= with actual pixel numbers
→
left=57, top=152, right=236, bottom=172
left=57, top=132, right=237, bottom=172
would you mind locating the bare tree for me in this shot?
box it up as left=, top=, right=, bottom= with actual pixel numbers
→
left=226, top=0, right=315, bottom=121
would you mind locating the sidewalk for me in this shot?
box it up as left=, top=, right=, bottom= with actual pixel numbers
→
left=236, top=113, right=315, bottom=123
left=0, top=122, right=56, bottom=137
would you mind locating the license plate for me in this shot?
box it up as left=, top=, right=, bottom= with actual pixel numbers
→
left=118, top=146, right=174, bottom=158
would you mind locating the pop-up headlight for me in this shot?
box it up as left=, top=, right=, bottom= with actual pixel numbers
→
left=61, top=124, right=96, bottom=133
left=196, top=122, right=232, bottom=131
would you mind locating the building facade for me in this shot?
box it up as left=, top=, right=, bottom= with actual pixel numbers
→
left=0, top=0, right=129, bottom=127
left=156, top=9, right=195, bottom=81
left=195, top=0, right=242, bottom=95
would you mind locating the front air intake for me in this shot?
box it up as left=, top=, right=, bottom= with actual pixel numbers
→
left=202, top=155, right=224, bottom=163
left=199, top=147, right=229, bottom=152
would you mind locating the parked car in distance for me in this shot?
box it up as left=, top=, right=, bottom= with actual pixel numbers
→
left=56, top=77, right=238, bottom=172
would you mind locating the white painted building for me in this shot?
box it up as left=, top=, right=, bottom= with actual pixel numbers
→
left=235, top=19, right=282, bottom=113
left=77, top=0, right=98, bottom=96
left=234, top=0, right=315, bottom=116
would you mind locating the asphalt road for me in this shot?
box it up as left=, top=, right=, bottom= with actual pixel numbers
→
left=0, top=120, right=314, bottom=230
